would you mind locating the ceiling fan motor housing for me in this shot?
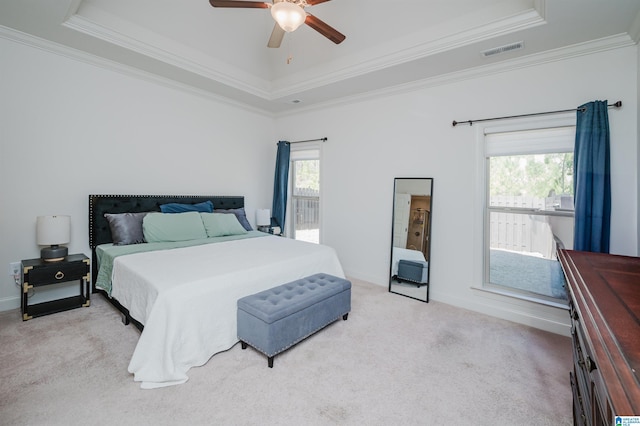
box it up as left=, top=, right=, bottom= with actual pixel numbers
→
left=209, top=0, right=345, bottom=48
left=271, top=1, right=306, bottom=32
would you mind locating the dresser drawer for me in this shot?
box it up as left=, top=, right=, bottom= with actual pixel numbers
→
left=559, top=250, right=640, bottom=426
left=572, top=323, right=593, bottom=425
left=570, top=372, right=587, bottom=426
left=24, top=259, right=89, bottom=286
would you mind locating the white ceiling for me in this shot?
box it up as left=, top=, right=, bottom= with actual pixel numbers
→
left=1, top=0, right=639, bottom=113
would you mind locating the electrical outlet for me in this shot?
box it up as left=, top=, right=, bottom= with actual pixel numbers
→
left=8, top=262, right=20, bottom=276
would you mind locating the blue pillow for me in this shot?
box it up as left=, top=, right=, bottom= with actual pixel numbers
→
left=160, top=200, right=213, bottom=214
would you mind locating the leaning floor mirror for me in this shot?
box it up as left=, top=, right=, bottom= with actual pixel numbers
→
left=389, top=178, right=433, bottom=302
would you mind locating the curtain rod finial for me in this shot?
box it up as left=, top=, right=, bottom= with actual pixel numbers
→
left=452, top=121, right=458, bottom=127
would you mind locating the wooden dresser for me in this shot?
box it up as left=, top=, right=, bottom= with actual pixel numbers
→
left=558, top=249, right=640, bottom=425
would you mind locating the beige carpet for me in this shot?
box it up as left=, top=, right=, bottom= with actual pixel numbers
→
left=0, top=279, right=572, bottom=425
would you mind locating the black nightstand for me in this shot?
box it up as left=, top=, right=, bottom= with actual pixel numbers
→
left=21, top=254, right=90, bottom=321
left=257, top=226, right=282, bottom=236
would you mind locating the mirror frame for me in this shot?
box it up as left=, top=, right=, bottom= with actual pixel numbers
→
left=389, top=177, right=433, bottom=303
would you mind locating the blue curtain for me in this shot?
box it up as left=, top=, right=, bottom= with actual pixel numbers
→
left=573, top=100, right=611, bottom=253
left=271, top=141, right=291, bottom=230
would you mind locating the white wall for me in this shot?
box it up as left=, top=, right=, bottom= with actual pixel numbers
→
left=275, top=46, right=638, bottom=335
left=0, top=36, right=275, bottom=310
left=2, top=34, right=638, bottom=337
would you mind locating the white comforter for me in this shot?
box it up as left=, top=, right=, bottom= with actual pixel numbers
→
left=111, top=234, right=344, bottom=389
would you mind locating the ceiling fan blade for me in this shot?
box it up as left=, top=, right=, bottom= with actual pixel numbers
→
left=267, top=23, right=285, bottom=48
left=304, top=13, right=345, bottom=44
left=209, top=0, right=269, bottom=8
left=305, top=0, right=332, bottom=5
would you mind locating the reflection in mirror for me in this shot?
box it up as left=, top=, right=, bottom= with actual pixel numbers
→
left=389, top=178, right=433, bottom=302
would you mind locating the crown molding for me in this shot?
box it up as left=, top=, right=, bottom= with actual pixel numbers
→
left=270, top=3, right=546, bottom=99
left=0, top=20, right=633, bottom=119
left=0, top=25, right=275, bottom=118
left=63, top=13, right=273, bottom=100
left=61, top=0, right=545, bottom=101
left=276, top=33, right=634, bottom=118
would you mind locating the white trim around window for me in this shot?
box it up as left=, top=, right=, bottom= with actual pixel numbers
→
left=286, top=142, right=323, bottom=242
left=473, top=114, right=576, bottom=308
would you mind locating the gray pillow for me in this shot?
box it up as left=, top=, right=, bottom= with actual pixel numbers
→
left=214, top=208, right=253, bottom=231
left=104, top=212, right=149, bottom=245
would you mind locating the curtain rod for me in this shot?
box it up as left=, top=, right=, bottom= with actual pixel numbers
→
left=452, top=101, right=622, bottom=127
left=279, top=137, right=327, bottom=144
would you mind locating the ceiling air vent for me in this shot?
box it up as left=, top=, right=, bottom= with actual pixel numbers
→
left=482, top=41, right=524, bottom=57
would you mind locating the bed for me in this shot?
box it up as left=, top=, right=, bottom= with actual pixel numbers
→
left=89, top=194, right=345, bottom=389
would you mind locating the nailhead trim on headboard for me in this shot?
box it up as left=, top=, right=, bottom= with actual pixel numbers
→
left=88, top=194, right=245, bottom=291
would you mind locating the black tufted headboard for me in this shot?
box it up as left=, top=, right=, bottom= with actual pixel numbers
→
left=88, top=194, right=244, bottom=291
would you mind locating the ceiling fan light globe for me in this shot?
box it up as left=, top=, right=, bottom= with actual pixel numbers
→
left=271, top=2, right=305, bottom=33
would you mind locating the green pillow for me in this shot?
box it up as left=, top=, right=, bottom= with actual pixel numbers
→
left=200, top=213, right=248, bottom=237
left=143, top=212, right=207, bottom=242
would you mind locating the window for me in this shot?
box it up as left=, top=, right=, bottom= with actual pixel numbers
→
left=290, top=147, right=321, bottom=243
left=484, top=126, right=575, bottom=303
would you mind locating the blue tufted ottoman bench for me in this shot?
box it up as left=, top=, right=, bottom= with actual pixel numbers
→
left=397, top=259, right=428, bottom=287
left=237, top=273, right=351, bottom=368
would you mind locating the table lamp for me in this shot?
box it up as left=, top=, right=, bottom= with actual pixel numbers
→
left=36, top=215, right=70, bottom=262
left=256, top=209, right=271, bottom=232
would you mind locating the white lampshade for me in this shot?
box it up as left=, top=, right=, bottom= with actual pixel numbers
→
left=37, top=215, right=70, bottom=245
left=271, top=2, right=306, bottom=32
left=36, top=215, right=71, bottom=261
left=256, top=209, right=271, bottom=227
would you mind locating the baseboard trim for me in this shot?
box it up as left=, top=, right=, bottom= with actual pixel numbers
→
left=343, top=269, right=388, bottom=288
left=0, top=295, right=20, bottom=312
left=431, top=289, right=571, bottom=337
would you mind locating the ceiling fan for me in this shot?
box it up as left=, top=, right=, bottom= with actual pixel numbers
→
left=209, top=0, right=346, bottom=48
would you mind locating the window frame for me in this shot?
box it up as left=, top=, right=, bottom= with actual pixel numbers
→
left=475, top=115, right=576, bottom=307
left=287, top=142, right=323, bottom=243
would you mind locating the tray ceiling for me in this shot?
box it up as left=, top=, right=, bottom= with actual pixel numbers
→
left=1, top=0, right=638, bottom=113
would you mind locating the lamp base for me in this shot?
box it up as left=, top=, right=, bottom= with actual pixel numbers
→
left=41, top=245, right=68, bottom=262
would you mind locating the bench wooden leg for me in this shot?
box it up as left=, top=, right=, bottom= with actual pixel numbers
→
left=342, top=313, right=349, bottom=320
left=268, top=356, right=274, bottom=368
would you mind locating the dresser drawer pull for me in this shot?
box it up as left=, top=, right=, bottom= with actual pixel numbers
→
left=55, top=271, right=65, bottom=280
